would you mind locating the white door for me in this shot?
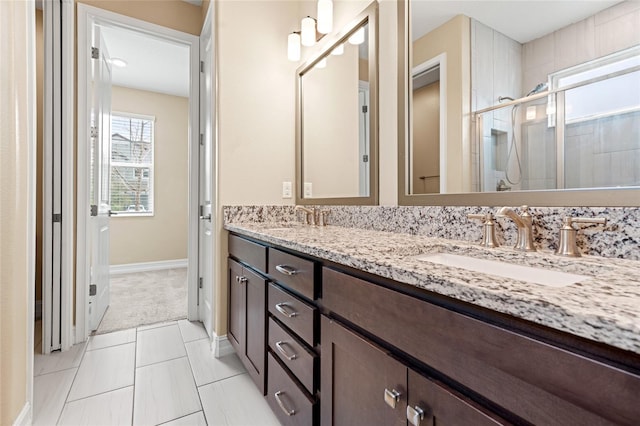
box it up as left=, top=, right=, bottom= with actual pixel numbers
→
left=198, top=13, right=214, bottom=337
left=89, top=28, right=112, bottom=331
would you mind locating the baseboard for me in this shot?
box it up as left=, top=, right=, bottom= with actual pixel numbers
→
left=212, top=333, right=235, bottom=358
left=13, top=401, right=31, bottom=426
left=35, top=300, right=42, bottom=319
left=110, top=258, right=188, bottom=275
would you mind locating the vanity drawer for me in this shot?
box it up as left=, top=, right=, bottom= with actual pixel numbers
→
left=269, top=283, right=316, bottom=347
left=268, top=248, right=316, bottom=300
left=321, top=267, right=640, bottom=426
left=269, top=317, right=318, bottom=394
left=266, top=352, right=316, bottom=426
left=229, top=234, right=267, bottom=273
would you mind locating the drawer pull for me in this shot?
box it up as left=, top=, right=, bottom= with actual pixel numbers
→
left=275, top=264, right=298, bottom=276
left=274, top=391, right=296, bottom=416
left=384, top=388, right=401, bottom=409
left=407, top=405, right=425, bottom=426
left=275, top=303, right=298, bottom=318
left=275, top=341, right=298, bottom=361
left=235, top=275, right=247, bottom=284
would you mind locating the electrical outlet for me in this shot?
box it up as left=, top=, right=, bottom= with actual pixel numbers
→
left=282, top=181, right=292, bottom=198
left=304, top=182, right=313, bottom=197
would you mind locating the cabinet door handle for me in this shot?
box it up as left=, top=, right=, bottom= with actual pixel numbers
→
left=235, top=275, right=247, bottom=284
left=275, top=264, right=298, bottom=276
left=384, top=388, right=402, bottom=409
left=275, top=341, right=298, bottom=361
left=407, top=405, right=425, bottom=426
left=274, top=391, right=296, bottom=416
left=275, top=303, right=298, bottom=318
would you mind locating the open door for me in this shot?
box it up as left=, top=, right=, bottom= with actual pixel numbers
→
left=198, top=10, right=214, bottom=337
left=88, top=27, right=112, bottom=331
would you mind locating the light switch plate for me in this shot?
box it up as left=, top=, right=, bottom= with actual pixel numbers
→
left=282, top=181, right=292, bottom=198
left=304, top=182, right=312, bottom=197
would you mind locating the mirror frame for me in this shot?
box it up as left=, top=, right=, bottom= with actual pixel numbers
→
left=397, top=0, right=640, bottom=207
left=296, top=1, right=379, bottom=205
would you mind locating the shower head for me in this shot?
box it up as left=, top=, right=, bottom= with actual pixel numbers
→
left=526, top=82, right=548, bottom=96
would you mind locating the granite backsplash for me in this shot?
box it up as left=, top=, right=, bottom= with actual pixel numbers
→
left=223, top=205, right=640, bottom=260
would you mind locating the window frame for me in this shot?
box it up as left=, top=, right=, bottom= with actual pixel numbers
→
left=110, top=111, right=156, bottom=217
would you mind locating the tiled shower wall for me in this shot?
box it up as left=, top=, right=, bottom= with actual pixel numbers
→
left=223, top=205, right=640, bottom=260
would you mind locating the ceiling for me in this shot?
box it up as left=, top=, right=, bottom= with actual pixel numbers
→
left=100, top=25, right=190, bottom=98
left=411, top=1, right=623, bottom=43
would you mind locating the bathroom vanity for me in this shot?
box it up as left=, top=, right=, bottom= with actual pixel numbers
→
left=226, top=222, right=640, bottom=426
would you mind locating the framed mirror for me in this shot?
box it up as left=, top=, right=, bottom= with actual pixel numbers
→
left=398, top=0, right=640, bottom=206
left=296, top=2, right=378, bottom=205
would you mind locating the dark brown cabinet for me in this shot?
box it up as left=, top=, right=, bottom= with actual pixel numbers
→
left=321, top=316, right=506, bottom=426
left=228, top=257, right=267, bottom=394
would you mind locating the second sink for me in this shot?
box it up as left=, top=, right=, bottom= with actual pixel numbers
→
left=415, top=253, right=589, bottom=288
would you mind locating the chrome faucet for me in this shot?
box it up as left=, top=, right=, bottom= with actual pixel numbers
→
left=496, top=205, right=536, bottom=252
left=467, top=213, right=500, bottom=248
left=295, top=206, right=316, bottom=225
left=555, top=216, right=607, bottom=257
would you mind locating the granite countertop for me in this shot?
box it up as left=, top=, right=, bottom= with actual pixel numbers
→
left=224, top=222, right=640, bottom=355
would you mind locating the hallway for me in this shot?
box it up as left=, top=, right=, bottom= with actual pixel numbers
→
left=33, top=320, right=281, bottom=425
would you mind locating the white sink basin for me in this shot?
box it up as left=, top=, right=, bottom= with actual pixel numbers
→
left=415, top=253, right=589, bottom=288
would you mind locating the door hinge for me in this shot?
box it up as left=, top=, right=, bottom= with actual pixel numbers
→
left=90, top=204, right=98, bottom=216
left=363, top=154, right=369, bottom=163
left=89, top=284, right=97, bottom=296
left=199, top=277, right=203, bottom=289
left=53, top=213, right=62, bottom=223
left=90, top=125, right=98, bottom=138
left=91, top=47, right=99, bottom=59
left=200, top=60, right=204, bottom=73
left=362, top=105, right=368, bottom=113
left=200, top=133, right=204, bottom=146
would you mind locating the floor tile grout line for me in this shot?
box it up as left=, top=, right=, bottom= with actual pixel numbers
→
left=86, top=338, right=137, bottom=352
left=157, top=409, right=204, bottom=426
left=195, top=371, right=247, bottom=389
left=33, top=364, right=79, bottom=378
left=184, top=337, right=212, bottom=425
left=55, top=341, right=89, bottom=425
left=132, top=326, right=139, bottom=426
left=136, top=353, right=189, bottom=370
left=62, top=384, right=134, bottom=405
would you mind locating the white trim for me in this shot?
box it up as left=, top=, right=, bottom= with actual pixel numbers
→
left=13, top=402, right=32, bottom=426
left=26, top=0, right=36, bottom=416
left=76, top=4, right=200, bottom=343
left=212, top=333, right=234, bottom=358
left=412, top=52, right=447, bottom=194
left=110, top=258, right=188, bottom=275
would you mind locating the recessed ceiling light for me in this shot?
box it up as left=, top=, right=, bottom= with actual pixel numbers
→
left=111, top=58, right=128, bottom=68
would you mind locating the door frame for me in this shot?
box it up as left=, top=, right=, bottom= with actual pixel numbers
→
left=75, top=4, right=201, bottom=342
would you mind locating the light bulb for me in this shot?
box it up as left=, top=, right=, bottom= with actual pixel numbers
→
left=348, top=27, right=365, bottom=45
left=331, top=43, right=344, bottom=56
left=301, top=16, right=316, bottom=47
left=316, top=58, right=327, bottom=69
left=287, top=32, right=301, bottom=61
left=317, top=0, right=333, bottom=34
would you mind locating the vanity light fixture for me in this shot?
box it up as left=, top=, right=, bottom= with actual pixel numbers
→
left=331, top=43, right=344, bottom=56
left=301, top=16, right=317, bottom=47
left=288, top=31, right=301, bottom=61
left=110, top=57, right=128, bottom=68
left=348, top=26, right=365, bottom=45
left=317, top=0, right=333, bottom=34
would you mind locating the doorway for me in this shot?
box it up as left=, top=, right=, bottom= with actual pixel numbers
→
left=75, top=4, right=211, bottom=341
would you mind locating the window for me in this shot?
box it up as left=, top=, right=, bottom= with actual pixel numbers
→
left=110, top=113, right=154, bottom=215
left=550, top=46, right=640, bottom=123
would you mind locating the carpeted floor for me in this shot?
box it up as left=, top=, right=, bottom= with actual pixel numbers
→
left=95, top=268, right=188, bottom=334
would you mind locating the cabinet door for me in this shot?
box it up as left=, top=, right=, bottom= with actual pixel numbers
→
left=244, top=266, right=266, bottom=394
left=407, top=370, right=507, bottom=426
left=228, top=259, right=245, bottom=354
left=321, top=316, right=406, bottom=426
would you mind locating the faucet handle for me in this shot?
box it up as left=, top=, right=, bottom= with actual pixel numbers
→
left=555, top=216, right=607, bottom=257
left=318, top=209, right=331, bottom=226
left=467, top=213, right=500, bottom=248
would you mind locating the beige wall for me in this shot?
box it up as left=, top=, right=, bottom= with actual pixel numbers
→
left=109, top=86, right=189, bottom=265
left=413, top=15, right=471, bottom=193
left=77, top=0, right=203, bottom=36
left=303, top=43, right=360, bottom=198
left=412, top=81, right=440, bottom=194
left=1, top=0, right=34, bottom=423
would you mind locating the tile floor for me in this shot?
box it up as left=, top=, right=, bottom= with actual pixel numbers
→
left=33, top=320, right=282, bottom=425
